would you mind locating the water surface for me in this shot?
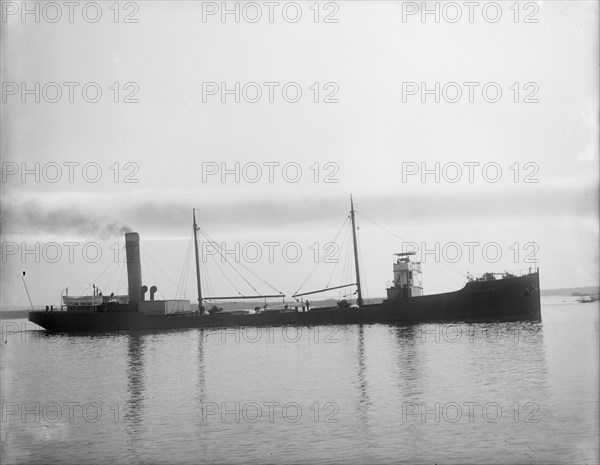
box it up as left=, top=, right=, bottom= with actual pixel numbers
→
left=1, top=297, right=598, bottom=464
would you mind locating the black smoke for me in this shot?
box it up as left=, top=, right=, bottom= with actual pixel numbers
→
left=2, top=198, right=133, bottom=239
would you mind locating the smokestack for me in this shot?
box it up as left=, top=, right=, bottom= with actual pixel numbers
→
left=125, top=232, right=142, bottom=305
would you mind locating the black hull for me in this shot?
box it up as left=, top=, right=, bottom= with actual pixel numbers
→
left=29, top=273, right=541, bottom=333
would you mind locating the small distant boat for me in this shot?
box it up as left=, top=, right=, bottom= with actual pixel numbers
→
left=577, top=294, right=599, bottom=303
left=29, top=197, right=541, bottom=332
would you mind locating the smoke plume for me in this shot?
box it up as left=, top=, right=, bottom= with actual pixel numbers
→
left=2, top=198, right=133, bottom=240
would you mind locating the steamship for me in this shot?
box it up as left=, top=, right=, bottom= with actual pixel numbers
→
left=29, top=198, right=541, bottom=332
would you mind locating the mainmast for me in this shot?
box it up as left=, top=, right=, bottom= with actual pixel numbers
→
left=193, top=209, right=204, bottom=314
left=350, top=195, right=363, bottom=307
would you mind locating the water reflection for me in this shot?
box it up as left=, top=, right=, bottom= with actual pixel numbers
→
left=125, top=333, right=146, bottom=455
left=196, top=329, right=206, bottom=404
left=392, top=324, right=420, bottom=398
left=6, top=305, right=597, bottom=464
left=192, top=329, right=211, bottom=458
left=389, top=324, right=421, bottom=458
left=390, top=320, right=549, bottom=390
left=355, top=326, right=370, bottom=414
left=355, top=327, right=371, bottom=413
left=351, top=325, right=375, bottom=462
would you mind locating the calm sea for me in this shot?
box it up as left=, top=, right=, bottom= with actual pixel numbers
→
left=1, top=296, right=598, bottom=465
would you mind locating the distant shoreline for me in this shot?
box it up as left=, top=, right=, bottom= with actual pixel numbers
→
left=540, top=286, right=599, bottom=297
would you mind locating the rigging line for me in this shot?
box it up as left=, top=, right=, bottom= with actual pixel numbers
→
left=344, top=232, right=356, bottom=301
left=196, top=233, right=217, bottom=299
left=181, top=239, right=193, bottom=300
left=116, top=258, right=126, bottom=293
left=206, top=254, right=216, bottom=299
left=198, top=231, right=245, bottom=298
left=331, top=217, right=351, bottom=245
left=326, top=218, right=350, bottom=289
left=199, top=251, right=210, bottom=298
left=345, top=226, right=354, bottom=283
left=174, top=239, right=187, bottom=298
left=357, top=212, right=468, bottom=279
left=341, top=231, right=354, bottom=296
left=200, top=228, right=282, bottom=296
left=354, top=214, right=368, bottom=298
left=139, top=244, right=184, bottom=292
left=139, top=251, right=167, bottom=300
left=338, top=228, right=351, bottom=300
left=294, top=261, right=320, bottom=297
left=294, top=216, right=350, bottom=295
left=359, top=254, right=369, bottom=299
left=200, top=249, right=215, bottom=300
left=326, top=221, right=351, bottom=289
left=102, top=257, right=122, bottom=291
left=198, top=228, right=283, bottom=296
left=211, top=244, right=262, bottom=297
left=356, top=225, right=370, bottom=299
left=182, top=240, right=192, bottom=300
left=357, top=212, right=409, bottom=243
left=182, top=254, right=191, bottom=300
left=175, top=239, right=192, bottom=301
left=103, top=243, right=127, bottom=291
left=81, top=253, right=120, bottom=294
left=203, top=265, right=213, bottom=301
left=185, top=236, right=194, bottom=300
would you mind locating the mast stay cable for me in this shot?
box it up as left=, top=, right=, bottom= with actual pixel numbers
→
left=357, top=212, right=468, bottom=279
left=294, top=216, right=350, bottom=296
left=197, top=228, right=284, bottom=298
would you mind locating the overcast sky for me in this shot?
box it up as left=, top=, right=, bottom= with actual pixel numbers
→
left=1, top=1, right=598, bottom=308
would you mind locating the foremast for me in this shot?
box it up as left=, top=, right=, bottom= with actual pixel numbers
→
left=350, top=195, right=363, bottom=307
left=193, top=209, right=204, bottom=314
